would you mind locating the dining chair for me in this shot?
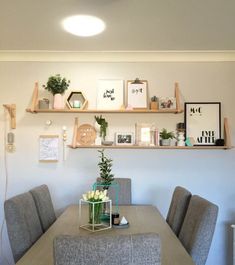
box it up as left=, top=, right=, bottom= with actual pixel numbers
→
left=54, top=233, right=161, bottom=265
left=4, top=192, right=43, bottom=262
left=30, top=184, right=56, bottom=232
left=166, top=186, right=192, bottom=236
left=96, top=177, right=132, bottom=205
left=178, top=195, right=219, bottom=265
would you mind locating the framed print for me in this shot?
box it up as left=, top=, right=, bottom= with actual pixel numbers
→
left=159, top=97, right=176, bottom=109
left=115, top=132, right=134, bottom=145
left=184, top=102, right=221, bottom=146
left=135, top=123, right=155, bottom=146
left=39, top=135, right=59, bottom=162
left=97, top=79, right=124, bottom=110
left=127, top=80, right=148, bottom=109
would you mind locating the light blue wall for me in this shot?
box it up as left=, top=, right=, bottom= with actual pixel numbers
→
left=0, top=61, right=235, bottom=265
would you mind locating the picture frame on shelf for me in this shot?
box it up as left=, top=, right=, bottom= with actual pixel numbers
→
left=184, top=102, right=221, bottom=146
left=127, top=79, right=148, bottom=109
left=135, top=123, right=155, bottom=146
left=97, top=79, right=124, bottom=110
left=115, top=132, right=134, bottom=145
left=159, top=97, right=176, bottom=110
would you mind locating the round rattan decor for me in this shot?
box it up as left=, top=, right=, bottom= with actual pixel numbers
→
left=77, top=124, right=96, bottom=145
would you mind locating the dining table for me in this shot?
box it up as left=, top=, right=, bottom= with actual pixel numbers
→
left=16, top=204, right=194, bottom=265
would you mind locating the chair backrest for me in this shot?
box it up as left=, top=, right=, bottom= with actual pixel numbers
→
left=54, top=233, right=161, bottom=265
left=178, top=195, right=219, bottom=265
left=30, top=184, right=56, bottom=232
left=96, top=178, right=132, bottom=205
left=166, top=186, right=192, bottom=236
left=4, top=192, right=43, bottom=262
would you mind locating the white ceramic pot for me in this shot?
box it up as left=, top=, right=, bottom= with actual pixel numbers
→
left=53, top=93, right=64, bottom=109
left=161, top=139, right=171, bottom=146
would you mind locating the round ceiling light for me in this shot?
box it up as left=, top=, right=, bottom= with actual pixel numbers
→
left=62, top=15, right=106, bottom=37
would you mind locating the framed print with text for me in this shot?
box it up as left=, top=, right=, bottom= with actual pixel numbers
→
left=97, top=79, right=124, bottom=110
left=127, top=80, right=148, bottom=109
left=184, top=102, right=221, bottom=146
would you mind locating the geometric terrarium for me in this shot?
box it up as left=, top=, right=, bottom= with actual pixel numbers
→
left=66, top=91, right=88, bottom=110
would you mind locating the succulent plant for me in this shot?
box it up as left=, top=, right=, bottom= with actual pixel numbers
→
left=151, top=96, right=158, bottom=102
left=160, top=128, right=175, bottom=139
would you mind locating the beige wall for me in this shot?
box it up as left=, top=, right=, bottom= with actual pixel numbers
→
left=0, top=61, right=235, bottom=265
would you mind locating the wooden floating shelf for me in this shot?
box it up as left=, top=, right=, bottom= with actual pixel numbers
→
left=26, top=108, right=183, bottom=114
left=26, top=81, right=183, bottom=114
left=68, top=145, right=231, bottom=150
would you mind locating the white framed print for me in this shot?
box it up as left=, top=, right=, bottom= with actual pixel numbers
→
left=115, top=132, right=134, bottom=145
left=135, top=123, right=155, bottom=146
left=184, top=102, right=221, bottom=146
left=127, top=80, right=148, bottom=109
left=39, top=135, right=59, bottom=162
left=97, top=79, right=124, bottom=110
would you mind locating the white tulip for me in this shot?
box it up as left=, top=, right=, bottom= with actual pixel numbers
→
left=91, top=191, right=95, bottom=198
left=99, top=194, right=104, bottom=200
left=95, top=190, right=100, bottom=196
left=82, top=194, right=88, bottom=201
left=103, top=196, right=109, bottom=201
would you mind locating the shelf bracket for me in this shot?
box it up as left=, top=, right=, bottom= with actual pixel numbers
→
left=174, top=82, right=181, bottom=113
left=71, top=117, right=79, bottom=148
left=3, top=104, right=16, bottom=129
left=26, top=82, right=39, bottom=113
left=224, top=117, right=232, bottom=148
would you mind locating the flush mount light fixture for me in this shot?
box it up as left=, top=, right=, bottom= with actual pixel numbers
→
left=62, top=15, right=106, bottom=37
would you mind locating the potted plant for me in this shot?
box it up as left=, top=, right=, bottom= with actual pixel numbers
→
left=94, top=115, right=108, bottom=141
left=150, top=96, right=158, bottom=110
left=98, top=149, right=114, bottom=190
left=160, top=128, right=175, bottom=146
left=43, top=74, right=70, bottom=109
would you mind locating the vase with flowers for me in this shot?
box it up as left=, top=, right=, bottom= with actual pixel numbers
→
left=82, top=189, right=109, bottom=225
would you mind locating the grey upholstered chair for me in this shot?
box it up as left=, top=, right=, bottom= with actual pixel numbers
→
left=178, top=195, right=219, bottom=265
left=4, top=192, right=43, bottom=262
left=54, top=233, right=161, bottom=265
left=96, top=178, right=132, bottom=205
left=30, top=184, right=56, bottom=232
left=166, top=186, right=191, bottom=236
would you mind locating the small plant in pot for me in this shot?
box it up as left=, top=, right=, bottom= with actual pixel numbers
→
left=150, top=96, right=158, bottom=110
left=97, top=149, right=115, bottom=216
left=94, top=115, right=108, bottom=141
left=160, top=128, right=175, bottom=146
left=43, top=74, right=70, bottom=109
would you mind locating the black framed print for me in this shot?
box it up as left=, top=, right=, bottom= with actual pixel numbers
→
left=115, top=132, right=134, bottom=145
left=184, top=102, right=221, bottom=146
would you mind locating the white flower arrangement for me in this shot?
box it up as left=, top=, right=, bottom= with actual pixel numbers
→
left=82, top=190, right=109, bottom=202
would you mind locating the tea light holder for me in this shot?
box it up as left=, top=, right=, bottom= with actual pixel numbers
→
left=73, top=100, right=81, bottom=108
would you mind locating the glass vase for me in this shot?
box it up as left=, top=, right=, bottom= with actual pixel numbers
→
left=89, top=201, right=103, bottom=225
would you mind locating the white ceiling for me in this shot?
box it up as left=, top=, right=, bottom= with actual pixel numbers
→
left=1, top=0, right=235, bottom=51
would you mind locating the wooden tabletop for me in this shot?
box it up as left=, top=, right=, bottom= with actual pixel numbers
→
left=16, top=205, right=194, bottom=265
